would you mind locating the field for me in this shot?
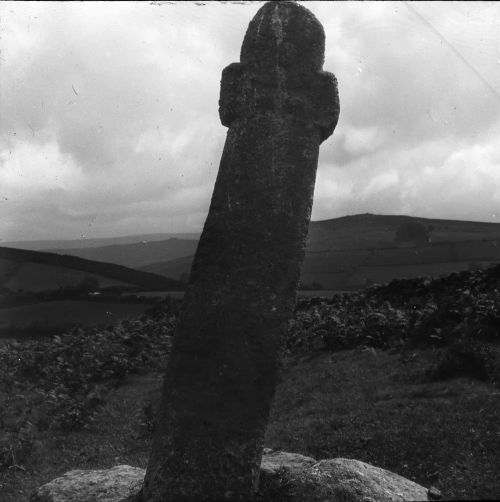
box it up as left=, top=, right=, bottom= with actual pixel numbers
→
left=0, top=301, right=152, bottom=344
left=140, top=241, right=500, bottom=291
left=266, top=349, right=500, bottom=500
left=0, top=246, right=181, bottom=293
left=2, top=262, right=130, bottom=293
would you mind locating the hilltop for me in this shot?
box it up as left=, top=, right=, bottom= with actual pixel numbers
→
left=307, top=213, right=500, bottom=250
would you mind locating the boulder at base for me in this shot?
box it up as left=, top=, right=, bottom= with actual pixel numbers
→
left=31, top=451, right=436, bottom=502
left=260, top=452, right=435, bottom=501
left=30, top=465, right=144, bottom=502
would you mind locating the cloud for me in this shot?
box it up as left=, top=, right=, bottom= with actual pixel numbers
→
left=0, top=140, right=82, bottom=192
left=313, top=118, right=500, bottom=222
left=310, top=0, right=500, bottom=223
left=0, top=1, right=246, bottom=239
left=1, top=1, right=499, bottom=241
left=317, top=1, right=500, bottom=162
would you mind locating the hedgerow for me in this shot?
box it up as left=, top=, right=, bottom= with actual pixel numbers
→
left=288, top=265, right=500, bottom=354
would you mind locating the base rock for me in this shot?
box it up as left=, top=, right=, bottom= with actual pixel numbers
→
left=30, top=464, right=144, bottom=502
left=31, top=451, right=435, bottom=502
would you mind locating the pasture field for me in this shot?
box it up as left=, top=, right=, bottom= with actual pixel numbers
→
left=3, top=262, right=131, bottom=292
left=302, top=260, right=500, bottom=290
left=141, top=242, right=500, bottom=291
left=0, top=300, right=151, bottom=333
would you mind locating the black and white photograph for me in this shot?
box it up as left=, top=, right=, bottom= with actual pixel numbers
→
left=1, top=1, right=500, bottom=500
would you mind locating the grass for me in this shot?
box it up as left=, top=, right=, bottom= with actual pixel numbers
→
left=266, top=348, right=500, bottom=500
left=2, top=347, right=499, bottom=501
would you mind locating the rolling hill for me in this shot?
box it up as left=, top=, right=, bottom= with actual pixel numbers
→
left=0, top=247, right=183, bottom=293
left=1, top=232, right=201, bottom=251
left=140, top=255, right=194, bottom=282
left=140, top=214, right=500, bottom=289
left=44, top=238, right=199, bottom=269
left=306, top=213, right=500, bottom=251
left=7, top=214, right=500, bottom=292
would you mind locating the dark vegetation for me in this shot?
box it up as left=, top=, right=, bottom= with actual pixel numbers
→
left=0, top=305, right=176, bottom=474
left=1, top=265, right=500, bottom=500
left=290, top=266, right=500, bottom=369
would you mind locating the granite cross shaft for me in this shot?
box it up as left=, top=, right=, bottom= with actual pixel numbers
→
left=137, top=2, right=339, bottom=501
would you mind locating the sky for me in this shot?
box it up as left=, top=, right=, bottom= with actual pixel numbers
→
left=1, top=1, right=500, bottom=242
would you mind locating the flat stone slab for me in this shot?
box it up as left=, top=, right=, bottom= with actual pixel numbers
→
left=30, top=465, right=144, bottom=502
left=31, top=451, right=435, bottom=501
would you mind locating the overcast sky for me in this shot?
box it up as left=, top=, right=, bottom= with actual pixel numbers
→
left=1, top=1, right=500, bottom=242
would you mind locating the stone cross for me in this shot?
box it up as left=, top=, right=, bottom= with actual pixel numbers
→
left=136, top=2, right=339, bottom=501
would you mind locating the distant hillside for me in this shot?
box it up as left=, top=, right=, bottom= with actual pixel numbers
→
left=45, top=238, right=199, bottom=269
left=140, top=255, right=194, bottom=281
left=140, top=214, right=500, bottom=289
left=0, top=247, right=183, bottom=292
left=9, top=214, right=500, bottom=291
left=1, top=233, right=201, bottom=251
left=306, top=213, right=500, bottom=251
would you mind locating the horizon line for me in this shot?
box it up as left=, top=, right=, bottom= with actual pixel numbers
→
left=3, top=212, right=500, bottom=244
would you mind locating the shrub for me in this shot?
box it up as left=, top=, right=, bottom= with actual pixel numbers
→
left=0, top=311, right=176, bottom=470
left=429, top=339, right=500, bottom=383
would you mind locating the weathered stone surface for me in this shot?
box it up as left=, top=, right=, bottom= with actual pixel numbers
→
left=30, top=465, right=144, bottom=502
left=136, top=1, right=339, bottom=501
left=260, top=450, right=317, bottom=475
left=31, top=454, right=433, bottom=502
left=259, top=454, right=431, bottom=501
left=427, top=485, right=443, bottom=500
left=305, top=458, right=431, bottom=502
